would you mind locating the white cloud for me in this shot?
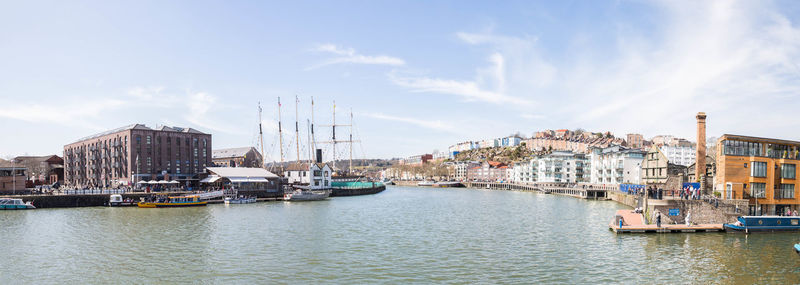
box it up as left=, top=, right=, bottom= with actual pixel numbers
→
left=308, top=44, right=405, bottom=70
left=389, top=52, right=534, bottom=106
left=362, top=112, right=455, bottom=132
left=434, top=1, right=800, bottom=140
left=0, top=98, right=127, bottom=130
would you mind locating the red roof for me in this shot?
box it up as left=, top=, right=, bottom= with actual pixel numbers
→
left=487, top=161, right=505, bottom=167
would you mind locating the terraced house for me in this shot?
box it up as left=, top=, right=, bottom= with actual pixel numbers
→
left=716, top=134, right=800, bottom=216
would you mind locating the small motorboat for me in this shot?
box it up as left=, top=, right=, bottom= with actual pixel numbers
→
left=138, top=195, right=207, bottom=208
left=0, top=198, right=35, bottom=210
left=284, top=189, right=330, bottom=201
left=224, top=196, right=257, bottom=204
left=108, top=194, right=136, bottom=207
left=417, top=181, right=434, bottom=187
left=794, top=244, right=800, bottom=254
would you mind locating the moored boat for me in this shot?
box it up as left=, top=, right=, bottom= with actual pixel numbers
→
left=794, top=244, right=800, bottom=254
left=137, top=195, right=207, bottom=208
left=0, top=198, right=35, bottom=210
left=433, top=181, right=464, bottom=188
left=224, top=196, right=257, bottom=204
left=284, top=189, right=330, bottom=201
left=724, top=216, right=800, bottom=232
left=108, top=194, right=137, bottom=207
left=417, top=181, right=434, bottom=187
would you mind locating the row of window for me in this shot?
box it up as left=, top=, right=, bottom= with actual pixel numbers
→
left=724, top=139, right=800, bottom=159
left=750, top=162, right=796, bottom=179
left=750, top=182, right=796, bottom=199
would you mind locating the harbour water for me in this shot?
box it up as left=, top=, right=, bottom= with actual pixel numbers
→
left=2, top=186, right=800, bottom=283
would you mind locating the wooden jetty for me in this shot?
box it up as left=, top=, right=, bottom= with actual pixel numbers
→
left=609, top=210, right=724, bottom=233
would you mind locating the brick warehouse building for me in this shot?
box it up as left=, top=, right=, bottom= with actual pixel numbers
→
left=64, top=124, right=212, bottom=188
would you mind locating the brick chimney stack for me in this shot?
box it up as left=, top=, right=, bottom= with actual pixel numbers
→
left=696, top=112, right=707, bottom=191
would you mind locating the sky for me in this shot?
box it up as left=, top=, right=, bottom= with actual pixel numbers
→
left=2, top=0, right=800, bottom=161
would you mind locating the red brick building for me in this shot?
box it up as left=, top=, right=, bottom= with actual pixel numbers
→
left=63, top=124, right=212, bottom=187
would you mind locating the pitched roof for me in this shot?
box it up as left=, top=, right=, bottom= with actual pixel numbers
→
left=205, top=167, right=279, bottom=178
left=72, top=124, right=209, bottom=144
left=212, top=147, right=260, bottom=159
left=285, top=162, right=330, bottom=171
left=13, top=155, right=63, bottom=164
left=0, top=158, right=22, bottom=168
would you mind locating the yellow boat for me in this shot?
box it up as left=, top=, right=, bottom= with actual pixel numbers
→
left=137, top=195, right=207, bottom=208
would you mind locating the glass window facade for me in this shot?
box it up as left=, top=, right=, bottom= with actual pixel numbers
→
left=751, top=161, right=767, bottom=178
left=779, top=184, right=795, bottom=199
left=782, top=164, right=796, bottom=179
left=722, top=139, right=800, bottom=159
left=751, top=182, right=766, bottom=198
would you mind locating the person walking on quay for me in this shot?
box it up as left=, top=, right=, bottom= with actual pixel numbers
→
left=656, top=212, right=662, bottom=228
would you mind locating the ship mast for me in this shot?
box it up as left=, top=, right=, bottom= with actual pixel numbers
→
left=295, top=95, right=301, bottom=163
left=349, top=108, right=353, bottom=175
left=311, top=96, right=316, bottom=158
left=317, top=101, right=359, bottom=174
left=258, top=102, right=266, bottom=168
left=332, top=100, right=337, bottom=171
left=278, top=97, right=285, bottom=163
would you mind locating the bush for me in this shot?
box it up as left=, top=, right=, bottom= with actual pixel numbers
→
left=713, top=191, right=721, bottom=198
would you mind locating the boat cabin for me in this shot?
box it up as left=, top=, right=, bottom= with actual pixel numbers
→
left=169, top=195, right=201, bottom=203
left=0, top=198, right=26, bottom=205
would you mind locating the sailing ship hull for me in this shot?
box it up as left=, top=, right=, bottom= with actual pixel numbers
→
left=284, top=190, right=331, bottom=201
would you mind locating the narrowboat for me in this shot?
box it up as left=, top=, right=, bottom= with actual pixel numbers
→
left=137, top=195, right=207, bottom=208
left=723, top=216, right=800, bottom=233
left=0, top=198, right=35, bottom=210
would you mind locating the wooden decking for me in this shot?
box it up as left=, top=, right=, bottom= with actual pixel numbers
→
left=609, top=210, right=724, bottom=233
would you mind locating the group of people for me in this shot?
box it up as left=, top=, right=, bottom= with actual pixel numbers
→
left=679, top=186, right=701, bottom=200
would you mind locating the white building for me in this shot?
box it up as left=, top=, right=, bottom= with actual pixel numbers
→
left=284, top=162, right=333, bottom=189
left=453, top=161, right=480, bottom=181
left=449, top=141, right=478, bottom=153
left=511, top=160, right=537, bottom=184
left=501, top=136, right=523, bottom=147
left=659, top=145, right=695, bottom=167
left=589, top=145, right=646, bottom=185
left=535, top=151, right=588, bottom=183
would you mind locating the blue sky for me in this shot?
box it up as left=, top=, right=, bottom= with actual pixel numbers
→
left=2, top=0, right=800, bottom=160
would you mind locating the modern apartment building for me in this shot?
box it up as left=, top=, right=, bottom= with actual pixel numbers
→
left=716, top=134, right=800, bottom=215
left=659, top=145, right=696, bottom=167
left=63, top=124, right=212, bottom=187
left=453, top=161, right=480, bottom=181
left=589, top=145, right=645, bottom=185
left=535, top=151, right=588, bottom=183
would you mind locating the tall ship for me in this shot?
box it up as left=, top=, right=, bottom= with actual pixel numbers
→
left=268, top=96, right=386, bottom=198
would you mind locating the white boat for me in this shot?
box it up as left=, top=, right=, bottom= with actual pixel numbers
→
left=417, top=181, right=434, bottom=187
left=0, top=198, right=35, bottom=209
left=224, top=196, right=257, bottom=204
left=284, top=189, right=331, bottom=201
left=108, top=194, right=136, bottom=207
